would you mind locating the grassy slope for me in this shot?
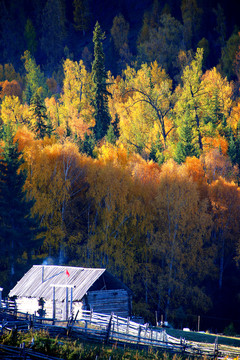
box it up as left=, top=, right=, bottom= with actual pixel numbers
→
left=166, top=328, right=240, bottom=347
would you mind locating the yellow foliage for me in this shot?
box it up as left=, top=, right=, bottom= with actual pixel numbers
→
left=152, top=159, right=213, bottom=312
left=150, top=60, right=172, bottom=89
left=201, top=67, right=233, bottom=117
left=45, top=97, right=60, bottom=128
left=86, top=143, right=155, bottom=278
left=0, top=96, right=22, bottom=129
left=24, top=140, right=85, bottom=252
left=116, top=62, right=173, bottom=153
left=59, top=58, right=94, bottom=137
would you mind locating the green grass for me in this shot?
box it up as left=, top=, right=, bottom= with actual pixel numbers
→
left=0, top=329, right=215, bottom=360
left=166, top=328, right=240, bottom=347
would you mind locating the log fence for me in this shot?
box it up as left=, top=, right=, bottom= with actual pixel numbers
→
left=0, top=308, right=240, bottom=359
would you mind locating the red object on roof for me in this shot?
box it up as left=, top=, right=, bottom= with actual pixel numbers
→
left=66, top=269, right=70, bottom=277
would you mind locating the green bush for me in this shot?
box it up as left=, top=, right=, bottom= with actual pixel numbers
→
left=223, top=322, right=236, bottom=336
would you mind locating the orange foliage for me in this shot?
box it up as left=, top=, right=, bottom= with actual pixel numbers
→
left=46, top=78, right=58, bottom=94
left=203, top=135, right=228, bottom=155
left=184, top=156, right=208, bottom=199
left=14, top=126, right=35, bottom=152
left=184, top=156, right=205, bottom=183
left=131, top=160, right=161, bottom=185
left=201, top=148, right=239, bottom=183
left=0, top=80, right=22, bottom=100
left=208, top=177, right=240, bottom=236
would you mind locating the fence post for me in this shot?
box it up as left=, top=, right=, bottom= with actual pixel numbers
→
left=214, top=336, right=218, bottom=359
left=181, top=337, right=186, bottom=354
left=52, top=286, right=55, bottom=325
left=105, top=313, right=113, bottom=344
left=155, top=311, right=158, bottom=326
left=90, top=309, right=93, bottom=325
left=126, top=317, right=130, bottom=334
left=0, top=288, right=3, bottom=308
left=137, top=325, right=141, bottom=344
left=144, top=323, right=149, bottom=337
left=197, top=315, right=200, bottom=332
left=19, top=342, right=26, bottom=359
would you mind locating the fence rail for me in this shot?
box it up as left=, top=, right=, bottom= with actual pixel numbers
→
left=0, top=299, right=16, bottom=311
left=1, top=308, right=240, bottom=359
left=0, top=343, right=63, bottom=360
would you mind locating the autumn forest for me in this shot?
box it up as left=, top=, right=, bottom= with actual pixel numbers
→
left=1, top=0, right=240, bottom=332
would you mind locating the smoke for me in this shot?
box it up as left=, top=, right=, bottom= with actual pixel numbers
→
left=42, top=257, right=55, bottom=265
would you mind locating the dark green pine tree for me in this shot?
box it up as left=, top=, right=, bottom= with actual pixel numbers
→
left=92, top=21, right=111, bottom=140
left=175, top=109, right=199, bottom=164
left=79, top=132, right=96, bottom=157
left=46, top=116, right=54, bottom=138
left=66, top=119, right=72, bottom=138
left=30, top=93, right=48, bottom=139
left=228, top=133, right=238, bottom=164
left=0, top=123, right=43, bottom=288
left=149, top=131, right=165, bottom=164
left=228, top=130, right=240, bottom=169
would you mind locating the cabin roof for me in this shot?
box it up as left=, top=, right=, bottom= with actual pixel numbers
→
left=9, top=265, right=128, bottom=302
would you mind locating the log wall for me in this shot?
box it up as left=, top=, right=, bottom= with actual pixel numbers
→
left=87, top=289, right=130, bottom=318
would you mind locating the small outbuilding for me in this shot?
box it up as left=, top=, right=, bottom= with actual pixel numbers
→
left=9, top=265, right=132, bottom=320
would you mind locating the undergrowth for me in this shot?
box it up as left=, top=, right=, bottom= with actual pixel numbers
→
left=0, top=329, right=226, bottom=360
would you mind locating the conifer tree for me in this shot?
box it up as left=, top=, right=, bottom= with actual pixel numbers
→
left=228, top=132, right=240, bottom=166
left=106, top=114, right=120, bottom=145
left=149, top=132, right=165, bottom=164
left=73, top=0, right=91, bottom=36
left=79, top=132, right=96, bottom=157
left=40, top=0, right=66, bottom=71
left=175, top=108, right=199, bottom=163
left=0, top=123, right=42, bottom=287
left=46, top=116, right=54, bottom=138
left=24, top=18, right=37, bottom=55
left=92, top=21, right=111, bottom=140
left=30, top=93, right=48, bottom=139
left=22, top=50, right=47, bottom=104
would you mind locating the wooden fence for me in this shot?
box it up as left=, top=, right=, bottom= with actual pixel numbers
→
left=0, top=299, right=16, bottom=311
left=0, top=343, right=63, bottom=360
left=1, top=308, right=240, bottom=359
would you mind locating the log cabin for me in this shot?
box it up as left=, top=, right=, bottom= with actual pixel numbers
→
left=9, top=265, right=132, bottom=320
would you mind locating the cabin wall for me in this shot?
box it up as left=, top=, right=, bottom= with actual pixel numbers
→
left=72, top=300, right=84, bottom=319
left=15, top=296, right=84, bottom=321
left=15, top=297, right=58, bottom=318
left=16, top=297, right=39, bottom=315
left=15, top=291, right=130, bottom=319
left=43, top=299, right=84, bottom=320
left=87, top=289, right=130, bottom=318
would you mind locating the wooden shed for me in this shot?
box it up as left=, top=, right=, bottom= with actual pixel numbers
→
left=9, top=265, right=132, bottom=320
